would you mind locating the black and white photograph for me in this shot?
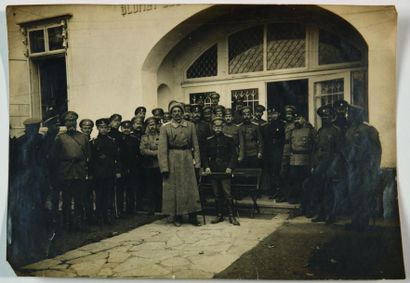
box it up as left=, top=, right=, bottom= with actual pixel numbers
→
left=1, top=2, right=407, bottom=280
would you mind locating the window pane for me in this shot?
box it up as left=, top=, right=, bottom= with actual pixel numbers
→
left=189, top=92, right=215, bottom=107
left=228, top=26, right=263, bottom=74
left=314, top=78, right=344, bottom=125
left=351, top=70, right=368, bottom=121
left=48, top=26, right=64, bottom=51
left=231, top=88, right=259, bottom=113
left=29, top=30, right=45, bottom=53
left=267, top=23, right=305, bottom=70
left=319, top=29, right=362, bottom=65
left=186, top=44, right=217, bottom=79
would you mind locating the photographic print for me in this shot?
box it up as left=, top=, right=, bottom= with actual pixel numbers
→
left=5, top=3, right=405, bottom=279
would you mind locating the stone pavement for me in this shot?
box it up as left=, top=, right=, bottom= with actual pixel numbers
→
left=20, top=214, right=288, bottom=279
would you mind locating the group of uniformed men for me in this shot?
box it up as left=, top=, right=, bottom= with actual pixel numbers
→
left=9, top=91, right=382, bottom=258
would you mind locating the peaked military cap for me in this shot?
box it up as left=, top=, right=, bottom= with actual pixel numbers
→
left=317, top=105, right=334, bottom=118
left=96, top=118, right=110, bottom=126
left=168, top=101, right=184, bottom=113
left=241, top=105, right=253, bottom=114
left=333, top=100, right=349, bottom=111
left=134, top=106, right=147, bottom=115
left=183, top=104, right=192, bottom=113
left=224, top=108, right=233, bottom=115
left=214, top=105, right=226, bottom=113
left=348, top=104, right=364, bottom=117
left=151, top=108, right=164, bottom=116
left=110, top=114, right=122, bottom=122
left=202, top=106, right=212, bottom=113
left=255, top=105, right=266, bottom=112
left=23, top=117, right=42, bottom=125
left=212, top=117, right=225, bottom=125
left=43, top=115, right=61, bottom=127
left=190, top=104, right=202, bottom=113
left=131, top=116, right=144, bottom=124
left=210, top=92, right=220, bottom=99
left=267, top=108, right=279, bottom=114
left=284, top=105, right=296, bottom=113
left=61, top=111, right=79, bottom=121
left=145, top=116, right=158, bottom=124
left=79, top=119, right=94, bottom=127
left=120, top=120, right=132, bottom=128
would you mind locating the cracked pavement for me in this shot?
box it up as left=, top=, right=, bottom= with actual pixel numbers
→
left=19, top=214, right=287, bottom=278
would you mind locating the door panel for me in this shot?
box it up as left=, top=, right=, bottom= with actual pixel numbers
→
left=309, top=72, right=350, bottom=127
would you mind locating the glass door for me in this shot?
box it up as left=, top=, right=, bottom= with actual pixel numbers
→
left=309, top=72, right=350, bottom=127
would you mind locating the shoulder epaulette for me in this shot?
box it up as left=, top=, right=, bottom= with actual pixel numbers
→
left=163, top=121, right=171, bottom=126
left=224, top=133, right=233, bottom=138
left=207, top=135, right=215, bottom=140
left=237, top=123, right=244, bottom=126
left=251, top=121, right=259, bottom=126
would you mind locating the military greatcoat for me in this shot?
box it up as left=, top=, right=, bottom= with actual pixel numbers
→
left=158, top=120, right=202, bottom=215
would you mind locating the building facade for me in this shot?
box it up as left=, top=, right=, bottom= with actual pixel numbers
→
left=7, top=4, right=396, bottom=168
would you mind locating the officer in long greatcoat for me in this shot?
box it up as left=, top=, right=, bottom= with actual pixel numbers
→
left=304, top=105, right=343, bottom=222
left=343, top=105, right=381, bottom=231
left=262, top=108, right=285, bottom=198
left=9, top=118, right=49, bottom=263
left=158, top=101, right=202, bottom=227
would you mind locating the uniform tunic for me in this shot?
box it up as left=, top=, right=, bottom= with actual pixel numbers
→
left=53, top=131, right=91, bottom=181
left=223, top=123, right=243, bottom=151
left=203, top=133, right=237, bottom=215
left=203, top=133, right=237, bottom=172
left=238, top=121, right=263, bottom=160
left=140, top=132, right=162, bottom=212
left=289, top=126, right=316, bottom=166
left=158, top=120, right=202, bottom=215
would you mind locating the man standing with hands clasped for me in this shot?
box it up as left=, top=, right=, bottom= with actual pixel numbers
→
left=203, top=117, right=240, bottom=226
left=158, top=101, right=202, bottom=227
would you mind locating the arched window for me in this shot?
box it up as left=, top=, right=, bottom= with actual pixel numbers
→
left=319, top=29, right=362, bottom=65
left=228, top=26, right=264, bottom=74
left=267, top=23, right=306, bottom=70
left=186, top=44, right=217, bottom=79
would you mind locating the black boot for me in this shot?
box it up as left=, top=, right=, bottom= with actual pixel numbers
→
left=229, top=215, right=240, bottom=226
left=174, top=215, right=182, bottom=227
left=227, top=199, right=239, bottom=225
left=211, top=214, right=224, bottom=224
left=189, top=213, right=202, bottom=226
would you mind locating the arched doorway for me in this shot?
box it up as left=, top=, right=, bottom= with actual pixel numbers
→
left=144, top=5, right=368, bottom=126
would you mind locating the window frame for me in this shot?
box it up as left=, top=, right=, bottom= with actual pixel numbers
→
left=183, top=23, right=367, bottom=83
